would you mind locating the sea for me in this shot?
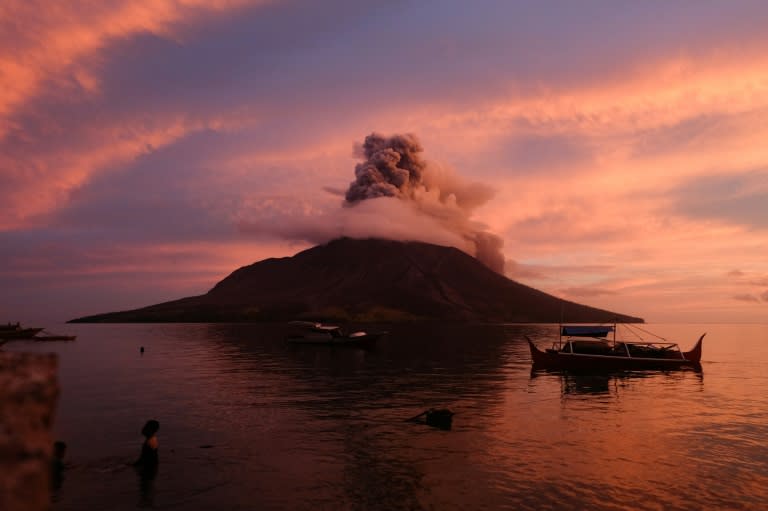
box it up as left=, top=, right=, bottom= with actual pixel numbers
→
left=6, top=322, right=768, bottom=510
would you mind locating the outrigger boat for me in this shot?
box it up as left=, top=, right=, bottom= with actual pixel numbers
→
left=0, top=323, right=44, bottom=340
left=33, top=330, right=77, bottom=341
left=526, top=325, right=704, bottom=370
left=286, top=321, right=385, bottom=346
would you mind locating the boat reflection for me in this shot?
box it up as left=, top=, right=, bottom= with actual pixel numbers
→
left=530, top=366, right=703, bottom=396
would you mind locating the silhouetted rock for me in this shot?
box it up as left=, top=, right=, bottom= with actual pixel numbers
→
left=69, top=238, right=643, bottom=323
left=0, top=352, right=59, bottom=511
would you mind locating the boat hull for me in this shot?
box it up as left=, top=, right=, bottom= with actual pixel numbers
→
left=527, top=334, right=704, bottom=371
left=286, top=333, right=382, bottom=346
left=33, top=335, right=77, bottom=341
left=0, top=327, right=44, bottom=340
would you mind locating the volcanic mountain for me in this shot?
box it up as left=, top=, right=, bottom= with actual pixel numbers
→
left=69, top=238, right=642, bottom=323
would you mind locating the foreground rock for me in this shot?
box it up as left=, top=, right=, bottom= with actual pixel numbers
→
left=70, top=238, right=643, bottom=324
left=0, top=352, right=59, bottom=511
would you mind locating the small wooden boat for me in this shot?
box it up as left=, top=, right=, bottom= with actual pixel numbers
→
left=286, top=321, right=385, bottom=345
left=527, top=325, right=704, bottom=370
left=33, top=334, right=77, bottom=341
left=0, top=323, right=44, bottom=340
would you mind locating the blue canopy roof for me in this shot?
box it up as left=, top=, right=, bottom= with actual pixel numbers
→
left=561, top=325, right=614, bottom=337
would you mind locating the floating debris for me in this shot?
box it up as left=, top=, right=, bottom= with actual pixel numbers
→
left=405, top=408, right=455, bottom=430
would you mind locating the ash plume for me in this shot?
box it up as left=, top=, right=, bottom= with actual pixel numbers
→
left=345, top=133, right=426, bottom=202
left=344, top=132, right=505, bottom=273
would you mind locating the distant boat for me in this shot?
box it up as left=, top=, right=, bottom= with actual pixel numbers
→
left=0, top=323, right=44, bottom=340
left=286, top=321, right=385, bottom=345
left=527, top=324, right=704, bottom=370
left=33, top=333, right=77, bottom=342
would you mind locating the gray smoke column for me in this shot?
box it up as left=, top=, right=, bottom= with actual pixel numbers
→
left=345, top=133, right=426, bottom=202
left=344, top=132, right=505, bottom=274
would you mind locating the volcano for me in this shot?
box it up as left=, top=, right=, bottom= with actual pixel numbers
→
left=69, top=238, right=642, bottom=323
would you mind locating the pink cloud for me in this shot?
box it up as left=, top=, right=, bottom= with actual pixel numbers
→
left=0, top=1, right=262, bottom=128
left=560, top=287, right=618, bottom=298
left=733, top=294, right=760, bottom=303
left=3, top=1, right=768, bottom=324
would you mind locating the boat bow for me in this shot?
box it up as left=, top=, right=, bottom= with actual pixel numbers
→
left=683, top=333, right=705, bottom=363
left=526, top=337, right=550, bottom=365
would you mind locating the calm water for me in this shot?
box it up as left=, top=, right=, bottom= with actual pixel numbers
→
left=7, top=322, right=768, bottom=510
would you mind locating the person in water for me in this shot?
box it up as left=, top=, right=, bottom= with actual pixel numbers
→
left=135, top=419, right=159, bottom=468
left=51, top=441, right=67, bottom=497
left=134, top=420, right=159, bottom=507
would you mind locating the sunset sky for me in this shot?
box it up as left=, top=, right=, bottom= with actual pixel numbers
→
left=2, top=1, right=768, bottom=324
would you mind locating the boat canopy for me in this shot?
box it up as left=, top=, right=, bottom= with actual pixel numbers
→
left=288, top=320, right=321, bottom=328
left=288, top=321, right=341, bottom=332
left=561, top=325, right=614, bottom=337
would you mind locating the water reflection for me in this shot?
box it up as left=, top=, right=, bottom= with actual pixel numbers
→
left=193, top=322, right=524, bottom=509
left=200, top=322, right=523, bottom=413
left=26, top=322, right=768, bottom=511
left=136, top=465, right=156, bottom=508
left=530, top=366, right=704, bottom=399
left=560, top=372, right=615, bottom=395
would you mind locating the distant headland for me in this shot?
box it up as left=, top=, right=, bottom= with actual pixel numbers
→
left=68, top=237, right=643, bottom=324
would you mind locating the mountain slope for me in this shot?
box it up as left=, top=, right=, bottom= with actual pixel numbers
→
left=69, top=238, right=643, bottom=323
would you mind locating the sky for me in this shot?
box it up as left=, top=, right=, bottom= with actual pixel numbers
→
left=2, top=0, right=768, bottom=324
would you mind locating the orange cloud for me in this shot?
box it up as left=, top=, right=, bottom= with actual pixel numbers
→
left=0, top=1, right=275, bottom=229
left=442, top=48, right=768, bottom=136
left=410, top=47, right=768, bottom=195
left=0, top=114, right=241, bottom=230
left=0, top=1, right=264, bottom=134
left=1, top=238, right=298, bottom=289
left=3, top=3, right=767, bottom=323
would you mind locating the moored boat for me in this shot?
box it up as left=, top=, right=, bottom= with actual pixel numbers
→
left=527, top=325, right=704, bottom=370
left=33, top=333, right=77, bottom=341
left=286, top=321, right=385, bottom=345
left=0, top=323, right=44, bottom=340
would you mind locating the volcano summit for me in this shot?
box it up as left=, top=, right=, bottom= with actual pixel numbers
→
left=70, top=238, right=642, bottom=323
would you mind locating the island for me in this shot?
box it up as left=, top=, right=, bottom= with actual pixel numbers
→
left=69, top=238, right=643, bottom=324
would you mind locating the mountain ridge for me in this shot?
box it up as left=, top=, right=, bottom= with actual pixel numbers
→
left=69, top=237, right=643, bottom=323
